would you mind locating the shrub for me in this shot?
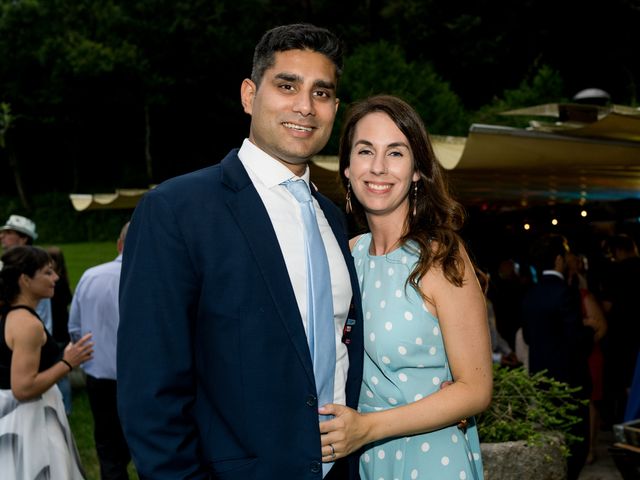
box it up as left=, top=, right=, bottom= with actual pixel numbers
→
left=477, top=364, right=587, bottom=456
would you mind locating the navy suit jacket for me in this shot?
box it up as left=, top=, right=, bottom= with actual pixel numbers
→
left=521, top=273, right=592, bottom=394
left=117, top=150, right=364, bottom=479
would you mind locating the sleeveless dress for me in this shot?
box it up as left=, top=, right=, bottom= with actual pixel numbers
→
left=0, top=305, right=86, bottom=480
left=353, top=234, right=484, bottom=480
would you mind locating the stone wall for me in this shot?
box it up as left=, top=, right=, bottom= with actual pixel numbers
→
left=481, top=439, right=567, bottom=480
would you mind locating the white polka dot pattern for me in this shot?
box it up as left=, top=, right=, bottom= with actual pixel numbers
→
left=353, top=234, right=483, bottom=480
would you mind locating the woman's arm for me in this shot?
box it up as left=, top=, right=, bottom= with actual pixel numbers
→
left=7, top=310, right=93, bottom=401
left=319, top=247, right=493, bottom=459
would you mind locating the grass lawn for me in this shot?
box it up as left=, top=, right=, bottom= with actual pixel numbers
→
left=46, top=241, right=118, bottom=290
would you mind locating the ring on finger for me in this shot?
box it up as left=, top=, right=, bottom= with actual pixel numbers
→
left=330, top=443, right=336, bottom=460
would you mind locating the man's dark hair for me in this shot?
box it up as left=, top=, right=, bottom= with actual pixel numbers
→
left=251, top=23, right=343, bottom=88
left=529, top=233, right=569, bottom=272
left=0, top=246, right=51, bottom=305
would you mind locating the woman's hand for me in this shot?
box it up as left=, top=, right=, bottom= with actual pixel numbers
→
left=62, top=333, right=94, bottom=368
left=318, top=404, right=371, bottom=462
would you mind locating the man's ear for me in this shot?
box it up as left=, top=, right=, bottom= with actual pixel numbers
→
left=240, top=79, right=256, bottom=115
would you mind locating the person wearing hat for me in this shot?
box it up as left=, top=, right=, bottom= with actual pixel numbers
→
left=0, top=214, right=38, bottom=249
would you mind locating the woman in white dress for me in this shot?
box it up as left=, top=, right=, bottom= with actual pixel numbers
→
left=0, top=246, right=93, bottom=479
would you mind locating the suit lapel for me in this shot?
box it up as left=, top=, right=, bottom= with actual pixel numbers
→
left=220, top=152, right=316, bottom=386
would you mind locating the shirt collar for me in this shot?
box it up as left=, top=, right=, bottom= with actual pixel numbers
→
left=542, top=269, right=564, bottom=281
left=238, top=138, right=311, bottom=189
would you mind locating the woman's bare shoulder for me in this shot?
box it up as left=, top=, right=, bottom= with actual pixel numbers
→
left=5, top=308, right=44, bottom=340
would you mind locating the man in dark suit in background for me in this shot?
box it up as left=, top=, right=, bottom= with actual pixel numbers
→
left=117, top=24, right=363, bottom=480
left=522, top=233, right=593, bottom=480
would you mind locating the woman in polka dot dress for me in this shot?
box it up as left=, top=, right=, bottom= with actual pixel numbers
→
left=319, top=95, right=493, bottom=480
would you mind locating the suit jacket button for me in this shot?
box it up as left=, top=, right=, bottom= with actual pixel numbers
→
left=310, top=461, right=321, bottom=473
left=306, top=394, right=317, bottom=407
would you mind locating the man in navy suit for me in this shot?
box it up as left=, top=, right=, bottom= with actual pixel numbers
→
left=117, top=24, right=363, bottom=479
left=522, top=233, right=592, bottom=480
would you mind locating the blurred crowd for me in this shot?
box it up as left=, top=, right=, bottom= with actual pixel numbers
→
left=483, top=231, right=640, bottom=475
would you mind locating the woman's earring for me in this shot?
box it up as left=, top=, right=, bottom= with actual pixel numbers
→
left=412, top=182, right=418, bottom=217
left=346, top=182, right=353, bottom=214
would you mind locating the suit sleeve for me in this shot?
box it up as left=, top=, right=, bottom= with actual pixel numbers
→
left=117, top=190, right=206, bottom=479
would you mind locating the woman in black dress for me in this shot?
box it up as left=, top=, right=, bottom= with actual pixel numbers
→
left=0, top=246, right=93, bottom=479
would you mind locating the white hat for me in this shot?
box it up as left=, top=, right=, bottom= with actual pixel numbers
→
left=0, top=215, right=38, bottom=240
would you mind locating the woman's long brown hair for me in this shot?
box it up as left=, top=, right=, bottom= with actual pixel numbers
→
left=338, top=95, right=467, bottom=298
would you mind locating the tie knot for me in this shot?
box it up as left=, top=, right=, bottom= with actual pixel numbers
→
left=283, top=179, right=312, bottom=204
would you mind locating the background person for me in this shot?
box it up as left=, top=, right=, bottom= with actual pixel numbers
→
left=319, top=95, right=492, bottom=480
left=521, top=234, right=593, bottom=480
left=0, top=215, right=53, bottom=335
left=478, top=269, right=520, bottom=367
left=46, top=245, right=74, bottom=414
left=0, top=246, right=93, bottom=479
left=117, top=23, right=364, bottom=480
left=69, top=222, right=131, bottom=480
left=567, top=251, right=607, bottom=464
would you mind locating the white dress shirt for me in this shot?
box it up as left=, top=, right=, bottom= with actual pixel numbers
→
left=238, top=139, right=352, bottom=407
left=542, top=270, right=565, bottom=281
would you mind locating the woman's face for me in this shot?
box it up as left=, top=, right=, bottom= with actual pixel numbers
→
left=344, top=111, right=419, bottom=218
left=21, top=262, right=58, bottom=299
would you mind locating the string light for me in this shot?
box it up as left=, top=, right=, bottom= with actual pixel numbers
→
left=523, top=223, right=531, bottom=231
left=580, top=210, right=588, bottom=218
left=551, top=218, right=559, bottom=226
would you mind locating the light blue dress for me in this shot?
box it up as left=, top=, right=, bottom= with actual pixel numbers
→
left=353, top=233, right=483, bottom=480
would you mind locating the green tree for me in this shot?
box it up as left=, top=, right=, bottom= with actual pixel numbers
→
left=472, top=64, right=566, bottom=127
left=332, top=40, right=468, bottom=152
left=0, top=102, right=31, bottom=210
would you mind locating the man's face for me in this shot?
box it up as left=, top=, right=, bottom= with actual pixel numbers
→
left=0, top=229, right=28, bottom=251
left=241, top=49, right=339, bottom=176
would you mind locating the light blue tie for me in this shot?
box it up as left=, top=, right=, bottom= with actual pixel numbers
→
left=283, top=179, right=336, bottom=415
left=284, top=179, right=336, bottom=476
